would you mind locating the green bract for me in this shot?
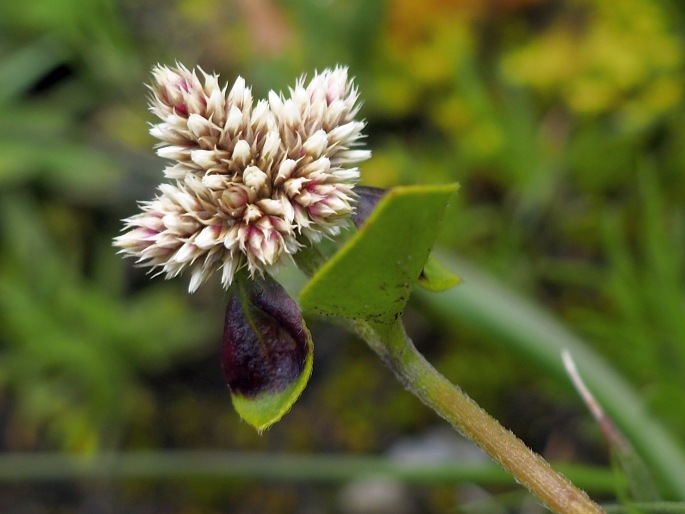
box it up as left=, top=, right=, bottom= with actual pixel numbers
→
left=301, top=184, right=459, bottom=323
left=223, top=273, right=314, bottom=431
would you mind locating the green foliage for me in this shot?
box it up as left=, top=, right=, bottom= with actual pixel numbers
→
left=301, top=184, right=458, bottom=322
left=0, top=194, right=214, bottom=450
left=418, top=255, right=461, bottom=292
left=416, top=255, right=685, bottom=500
left=3, top=0, right=685, bottom=511
left=0, top=3, right=209, bottom=452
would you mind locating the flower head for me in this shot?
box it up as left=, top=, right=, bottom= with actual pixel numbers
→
left=115, top=65, right=370, bottom=292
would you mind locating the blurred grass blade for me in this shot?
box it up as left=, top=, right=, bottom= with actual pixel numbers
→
left=0, top=37, right=68, bottom=103
left=562, top=350, right=660, bottom=503
left=603, top=503, right=685, bottom=513
left=0, top=451, right=617, bottom=492
left=416, top=254, right=685, bottom=500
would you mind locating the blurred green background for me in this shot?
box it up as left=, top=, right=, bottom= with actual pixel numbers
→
left=2, top=0, right=685, bottom=512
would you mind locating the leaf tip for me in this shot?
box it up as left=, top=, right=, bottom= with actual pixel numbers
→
left=418, top=255, right=461, bottom=292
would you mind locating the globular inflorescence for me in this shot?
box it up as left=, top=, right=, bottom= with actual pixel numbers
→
left=114, top=64, right=370, bottom=292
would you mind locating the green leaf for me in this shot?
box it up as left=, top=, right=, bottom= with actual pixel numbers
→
left=610, top=437, right=661, bottom=506
left=418, top=255, right=461, bottom=292
left=300, top=184, right=458, bottom=323
left=0, top=37, right=68, bottom=103
left=230, top=376, right=312, bottom=433
left=223, top=272, right=313, bottom=431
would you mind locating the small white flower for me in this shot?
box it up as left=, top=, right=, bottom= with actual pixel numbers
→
left=303, top=130, right=329, bottom=158
left=243, top=166, right=268, bottom=190
left=232, top=140, right=252, bottom=166
left=115, top=64, right=371, bottom=291
left=225, top=105, right=245, bottom=134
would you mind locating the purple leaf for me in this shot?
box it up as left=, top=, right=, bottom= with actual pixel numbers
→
left=222, top=273, right=311, bottom=398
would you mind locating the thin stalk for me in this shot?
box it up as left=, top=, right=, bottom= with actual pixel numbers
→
left=417, top=254, right=685, bottom=498
left=352, top=318, right=605, bottom=514
left=0, top=452, right=616, bottom=489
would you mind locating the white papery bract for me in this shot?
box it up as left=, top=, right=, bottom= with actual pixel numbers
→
left=115, top=65, right=370, bottom=292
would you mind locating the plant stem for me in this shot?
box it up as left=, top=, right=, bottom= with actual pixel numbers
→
left=352, top=318, right=605, bottom=514
left=418, top=254, right=685, bottom=499
left=0, top=451, right=617, bottom=489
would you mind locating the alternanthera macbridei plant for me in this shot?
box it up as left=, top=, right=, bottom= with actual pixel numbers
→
left=115, top=64, right=604, bottom=514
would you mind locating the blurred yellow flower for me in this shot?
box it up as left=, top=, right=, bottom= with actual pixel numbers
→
left=502, top=0, right=683, bottom=124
